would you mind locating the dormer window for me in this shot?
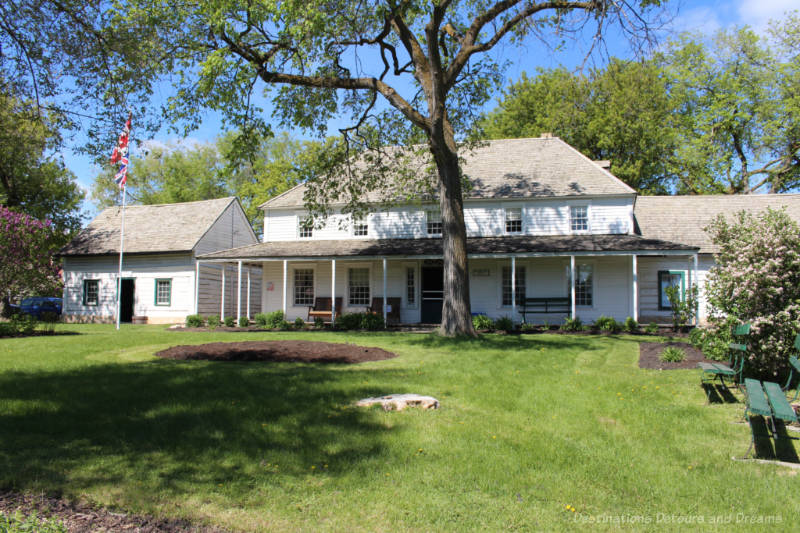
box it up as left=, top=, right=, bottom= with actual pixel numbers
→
left=505, top=207, right=522, bottom=233
left=570, top=206, right=589, bottom=232
left=298, top=216, right=313, bottom=238
left=426, top=210, right=442, bottom=235
left=353, top=216, right=368, bottom=236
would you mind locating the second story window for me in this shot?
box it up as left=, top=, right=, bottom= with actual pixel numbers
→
left=505, top=207, right=522, bottom=233
left=570, top=206, right=589, bottom=232
left=298, top=216, right=313, bottom=238
left=353, top=216, right=368, bottom=236
left=426, top=210, right=442, bottom=235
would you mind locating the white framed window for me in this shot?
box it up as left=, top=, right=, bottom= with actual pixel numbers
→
left=501, top=266, right=526, bottom=307
left=406, top=266, right=416, bottom=307
left=348, top=268, right=370, bottom=306
left=570, top=205, right=589, bottom=233
left=658, top=270, right=686, bottom=310
left=426, top=210, right=442, bottom=235
left=505, top=207, right=522, bottom=234
left=154, top=279, right=172, bottom=306
left=293, top=268, right=315, bottom=306
left=353, top=215, right=369, bottom=237
left=298, top=216, right=313, bottom=238
left=83, top=279, right=99, bottom=306
left=574, top=263, right=593, bottom=307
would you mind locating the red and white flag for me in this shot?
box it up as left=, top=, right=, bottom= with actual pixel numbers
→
left=111, top=114, right=132, bottom=188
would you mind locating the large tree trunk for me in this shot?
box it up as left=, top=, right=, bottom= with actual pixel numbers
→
left=428, top=130, right=476, bottom=337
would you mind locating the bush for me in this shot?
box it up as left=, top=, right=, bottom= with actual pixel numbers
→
left=294, top=316, right=306, bottom=329
left=665, top=284, right=698, bottom=332
left=594, top=315, right=620, bottom=333
left=493, top=316, right=514, bottom=332
left=623, top=316, right=638, bottom=333
left=259, top=310, right=285, bottom=329
left=472, top=314, right=493, bottom=331
left=224, top=316, right=235, bottom=327
left=561, top=316, right=583, bottom=332
left=0, top=322, right=16, bottom=336
left=206, top=315, right=221, bottom=329
left=645, top=322, right=659, bottom=334
left=688, top=327, right=705, bottom=349
left=659, top=346, right=686, bottom=362
left=336, top=312, right=385, bottom=330
left=186, top=314, right=204, bottom=327
left=39, top=311, right=59, bottom=335
left=10, top=313, right=36, bottom=335
left=254, top=313, right=268, bottom=327
left=0, top=510, right=67, bottom=533
left=520, top=322, right=537, bottom=332
left=314, top=316, right=325, bottom=329
left=238, top=316, right=249, bottom=328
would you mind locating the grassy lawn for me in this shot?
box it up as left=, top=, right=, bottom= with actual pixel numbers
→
left=0, top=325, right=797, bottom=531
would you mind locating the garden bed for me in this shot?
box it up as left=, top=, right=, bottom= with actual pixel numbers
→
left=638, top=341, right=712, bottom=370
left=155, top=340, right=397, bottom=364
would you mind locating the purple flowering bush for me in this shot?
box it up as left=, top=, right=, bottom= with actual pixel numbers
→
left=704, top=208, right=800, bottom=378
left=0, top=206, right=62, bottom=313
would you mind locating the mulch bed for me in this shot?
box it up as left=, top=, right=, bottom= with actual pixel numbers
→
left=639, top=341, right=714, bottom=370
left=155, top=340, right=397, bottom=364
left=0, top=490, right=224, bottom=532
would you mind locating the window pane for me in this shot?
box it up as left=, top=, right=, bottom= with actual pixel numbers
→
left=505, top=208, right=522, bottom=233
left=575, top=264, right=593, bottom=306
left=426, top=210, right=442, bottom=235
left=502, top=266, right=526, bottom=306
left=353, top=217, right=368, bottom=236
left=407, top=268, right=415, bottom=305
left=294, top=269, right=314, bottom=305
left=299, top=217, right=313, bottom=238
left=84, top=280, right=99, bottom=306
left=348, top=268, right=370, bottom=305
left=570, top=206, right=588, bottom=232
left=659, top=272, right=683, bottom=309
left=156, top=280, right=171, bottom=305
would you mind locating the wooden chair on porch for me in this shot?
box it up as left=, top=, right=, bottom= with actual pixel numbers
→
left=370, top=297, right=401, bottom=325
left=307, top=297, right=342, bottom=323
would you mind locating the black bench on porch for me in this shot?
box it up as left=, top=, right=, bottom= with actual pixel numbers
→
left=518, top=297, right=571, bottom=323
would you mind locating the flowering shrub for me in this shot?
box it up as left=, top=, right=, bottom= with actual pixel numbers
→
left=0, top=206, right=62, bottom=312
left=704, top=208, right=800, bottom=378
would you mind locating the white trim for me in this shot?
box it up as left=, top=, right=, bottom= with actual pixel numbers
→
left=503, top=204, right=524, bottom=235
left=292, top=264, right=316, bottom=307
left=567, top=203, right=591, bottom=235
left=632, top=255, right=638, bottom=322
left=351, top=213, right=370, bottom=238
left=296, top=212, right=313, bottom=239
left=403, top=261, right=419, bottom=309
left=573, top=259, right=596, bottom=309
left=345, top=263, right=372, bottom=308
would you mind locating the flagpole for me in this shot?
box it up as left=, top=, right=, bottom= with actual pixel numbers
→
left=116, top=184, right=126, bottom=330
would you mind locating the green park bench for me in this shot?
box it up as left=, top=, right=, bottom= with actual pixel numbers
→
left=742, top=378, right=798, bottom=458
left=783, top=334, right=800, bottom=403
left=697, top=323, right=750, bottom=399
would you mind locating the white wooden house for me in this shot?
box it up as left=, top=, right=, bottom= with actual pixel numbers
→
left=60, top=197, right=261, bottom=323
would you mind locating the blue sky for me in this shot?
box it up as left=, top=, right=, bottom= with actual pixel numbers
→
left=63, top=0, right=797, bottom=219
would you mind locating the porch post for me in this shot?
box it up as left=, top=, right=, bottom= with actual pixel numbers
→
left=220, top=264, right=226, bottom=320
left=511, top=256, right=516, bottom=318
left=382, top=257, right=387, bottom=327
left=194, top=260, right=200, bottom=315
left=631, top=254, right=638, bottom=322
left=282, top=260, right=287, bottom=315
left=237, top=260, right=242, bottom=322
left=331, top=259, right=336, bottom=328
left=570, top=255, right=576, bottom=319
left=246, top=267, right=251, bottom=319
left=693, top=253, right=699, bottom=325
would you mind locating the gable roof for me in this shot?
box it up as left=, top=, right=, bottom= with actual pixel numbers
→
left=60, top=197, right=244, bottom=256
left=261, top=136, right=635, bottom=209
left=634, top=194, right=800, bottom=254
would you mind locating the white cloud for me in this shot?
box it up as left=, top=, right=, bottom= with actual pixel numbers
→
left=138, top=136, right=207, bottom=154
left=737, top=0, right=798, bottom=31
left=671, top=5, right=723, bottom=36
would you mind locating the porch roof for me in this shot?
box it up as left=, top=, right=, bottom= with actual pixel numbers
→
left=197, top=234, right=697, bottom=262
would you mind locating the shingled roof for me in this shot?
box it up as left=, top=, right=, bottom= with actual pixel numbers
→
left=197, top=234, right=695, bottom=261
left=60, top=197, right=240, bottom=256
left=261, top=136, right=635, bottom=209
left=634, top=194, right=800, bottom=254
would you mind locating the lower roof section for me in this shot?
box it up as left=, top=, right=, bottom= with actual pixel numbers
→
left=197, top=234, right=698, bottom=262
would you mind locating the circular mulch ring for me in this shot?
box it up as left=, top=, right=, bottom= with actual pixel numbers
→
left=639, top=341, right=715, bottom=370
left=155, top=340, right=397, bottom=364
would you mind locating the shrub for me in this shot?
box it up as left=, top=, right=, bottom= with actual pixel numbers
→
left=0, top=322, right=16, bottom=336
left=623, top=316, right=638, bottom=333
left=494, top=316, right=514, bottom=332
left=238, top=316, right=249, bottom=328
left=254, top=313, right=268, bottom=327
left=645, top=322, right=659, bottom=334
left=336, top=312, right=385, bottom=330
left=0, top=510, right=67, bottom=533
left=10, top=313, right=36, bottom=335
left=294, top=317, right=306, bottom=329
left=659, top=346, right=686, bottom=362
left=688, top=327, right=705, bottom=349
left=224, top=316, right=236, bottom=327
left=704, top=208, right=800, bottom=377
left=259, top=310, right=285, bottom=329
left=561, top=316, right=583, bottom=332
left=472, top=314, right=493, bottom=331
left=594, top=315, right=620, bottom=333
left=39, top=311, right=59, bottom=335
left=665, top=284, right=699, bottom=332
left=186, top=314, right=204, bottom=327
left=520, top=322, right=537, bottom=332
left=206, top=315, right=221, bottom=329
left=314, top=316, right=325, bottom=329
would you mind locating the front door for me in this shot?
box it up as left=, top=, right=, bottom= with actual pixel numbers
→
left=421, top=266, right=444, bottom=324
left=120, top=278, right=135, bottom=323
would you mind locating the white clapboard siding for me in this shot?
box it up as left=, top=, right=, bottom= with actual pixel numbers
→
left=637, top=255, right=714, bottom=323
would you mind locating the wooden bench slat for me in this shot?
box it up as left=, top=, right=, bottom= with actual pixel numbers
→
left=744, top=378, right=772, bottom=417
left=763, top=381, right=798, bottom=423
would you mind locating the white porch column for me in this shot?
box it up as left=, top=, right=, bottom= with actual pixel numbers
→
left=511, top=256, right=516, bottom=317
left=246, top=267, right=251, bottom=319
left=382, top=257, right=387, bottom=327
left=570, top=255, right=576, bottom=319
left=631, top=254, right=638, bottom=322
left=693, top=253, right=699, bottom=325
left=237, top=261, right=242, bottom=322
left=282, top=260, right=287, bottom=315
left=331, top=259, right=337, bottom=328
left=220, top=265, right=226, bottom=320
left=194, top=260, right=200, bottom=315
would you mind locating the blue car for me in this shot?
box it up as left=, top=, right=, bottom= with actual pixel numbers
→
left=9, top=297, right=63, bottom=319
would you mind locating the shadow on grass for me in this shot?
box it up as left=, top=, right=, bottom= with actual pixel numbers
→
left=0, top=359, right=404, bottom=496
left=702, top=383, right=740, bottom=404
left=403, top=331, right=598, bottom=352
left=747, top=416, right=800, bottom=463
